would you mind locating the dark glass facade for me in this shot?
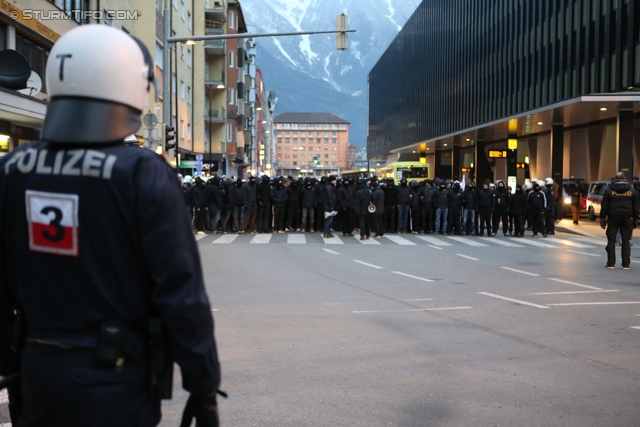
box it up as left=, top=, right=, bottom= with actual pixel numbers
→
left=368, top=0, right=640, bottom=158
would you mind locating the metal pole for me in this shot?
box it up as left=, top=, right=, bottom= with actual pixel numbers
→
left=168, top=29, right=356, bottom=44
left=162, top=0, right=170, bottom=126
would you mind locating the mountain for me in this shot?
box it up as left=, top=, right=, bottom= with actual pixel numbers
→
left=240, top=0, right=421, bottom=147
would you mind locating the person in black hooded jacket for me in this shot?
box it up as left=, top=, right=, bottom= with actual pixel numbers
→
left=396, top=178, right=412, bottom=233
left=300, top=178, right=317, bottom=232
left=355, top=181, right=373, bottom=240
left=432, top=181, right=451, bottom=234
left=256, top=175, right=273, bottom=233
left=338, top=179, right=356, bottom=236
left=420, top=181, right=434, bottom=234
left=206, top=176, right=223, bottom=232
left=492, top=180, right=510, bottom=236
left=286, top=179, right=301, bottom=231
left=383, top=179, right=398, bottom=233
left=477, top=181, right=496, bottom=236
left=448, top=181, right=464, bottom=235
left=601, top=171, right=640, bottom=269
left=408, top=181, right=422, bottom=233
left=272, top=176, right=288, bottom=233
left=192, top=177, right=209, bottom=234
left=509, top=184, right=528, bottom=237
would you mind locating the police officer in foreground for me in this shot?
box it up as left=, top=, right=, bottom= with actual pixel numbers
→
left=0, top=25, right=221, bottom=426
left=601, top=171, right=639, bottom=270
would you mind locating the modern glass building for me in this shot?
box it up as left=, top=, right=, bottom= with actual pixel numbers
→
left=368, top=0, right=640, bottom=184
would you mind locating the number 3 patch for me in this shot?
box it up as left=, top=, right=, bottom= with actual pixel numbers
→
left=25, top=190, right=79, bottom=256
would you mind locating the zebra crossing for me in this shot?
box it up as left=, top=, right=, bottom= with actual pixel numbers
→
left=203, top=232, right=607, bottom=250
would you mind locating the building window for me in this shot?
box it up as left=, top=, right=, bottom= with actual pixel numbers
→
left=332, top=154, right=336, bottom=159
left=172, top=115, right=177, bottom=128
left=277, top=146, right=282, bottom=151
left=187, top=86, right=192, bottom=104
left=324, top=139, right=329, bottom=144
left=229, top=11, right=235, bottom=29
left=229, top=50, right=234, bottom=68
left=324, top=154, right=328, bottom=159
left=285, top=139, right=290, bottom=144
left=324, top=161, right=328, bottom=165
left=332, top=131, right=337, bottom=136
left=293, top=155, right=297, bottom=159
left=188, top=12, right=192, bottom=30
left=15, top=33, right=49, bottom=92
left=293, top=162, right=297, bottom=166
left=293, top=139, right=298, bottom=144
left=228, top=88, right=235, bottom=104
left=180, top=80, right=185, bottom=99
left=180, top=44, right=184, bottom=59
left=301, top=162, right=306, bottom=166
left=316, top=147, right=320, bottom=152
left=180, top=0, right=185, bottom=20
left=285, top=161, right=290, bottom=166
left=316, top=139, right=321, bottom=144
left=277, top=139, right=282, bottom=144
left=324, top=147, right=329, bottom=151
left=324, top=132, right=329, bottom=137
left=301, top=138, right=306, bottom=144
left=293, top=131, right=298, bottom=136
left=300, top=124, right=307, bottom=129
left=339, top=125, right=346, bottom=130
left=293, top=147, right=297, bottom=151
left=172, top=0, right=177, bottom=9
left=188, top=123, right=192, bottom=140
left=285, top=154, right=290, bottom=158
left=180, top=120, right=185, bottom=139
left=299, top=147, right=305, bottom=151
left=300, top=154, right=305, bottom=158
left=332, top=162, right=336, bottom=166
left=187, top=49, right=192, bottom=67
left=332, top=147, right=337, bottom=151
left=285, top=147, right=290, bottom=151
left=332, top=139, right=337, bottom=144
left=226, top=124, right=232, bottom=142
left=285, top=131, right=290, bottom=136
left=172, top=73, right=176, bottom=93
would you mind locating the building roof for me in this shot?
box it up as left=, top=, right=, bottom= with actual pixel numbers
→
left=274, top=112, right=349, bottom=125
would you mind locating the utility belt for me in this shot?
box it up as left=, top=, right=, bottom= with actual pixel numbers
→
left=11, top=308, right=173, bottom=399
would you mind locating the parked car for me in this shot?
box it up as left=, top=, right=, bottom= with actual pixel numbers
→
left=586, top=180, right=640, bottom=221
left=562, top=179, right=588, bottom=217
left=586, top=180, right=609, bottom=220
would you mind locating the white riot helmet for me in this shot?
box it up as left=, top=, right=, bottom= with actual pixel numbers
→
left=42, top=24, right=155, bottom=144
left=544, top=177, right=553, bottom=186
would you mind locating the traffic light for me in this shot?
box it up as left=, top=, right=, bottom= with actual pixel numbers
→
left=165, top=125, right=176, bottom=151
left=313, top=156, right=319, bottom=166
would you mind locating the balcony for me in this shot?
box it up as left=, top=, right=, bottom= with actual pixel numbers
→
left=205, top=19, right=224, bottom=35
left=204, top=39, right=226, bottom=56
left=204, top=69, right=225, bottom=88
left=235, top=145, right=245, bottom=164
left=204, top=1, right=225, bottom=22
left=205, top=106, right=226, bottom=123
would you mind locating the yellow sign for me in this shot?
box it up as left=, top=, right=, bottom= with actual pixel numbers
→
left=508, top=139, right=518, bottom=150
left=516, top=163, right=526, bottom=169
left=0, top=0, right=61, bottom=42
left=461, top=167, right=471, bottom=173
left=488, top=150, right=508, bottom=158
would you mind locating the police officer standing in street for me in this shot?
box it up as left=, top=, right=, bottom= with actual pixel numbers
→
left=601, top=171, right=639, bottom=270
left=0, top=25, right=221, bottom=426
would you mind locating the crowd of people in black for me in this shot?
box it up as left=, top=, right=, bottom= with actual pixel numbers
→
left=181, top=174, right=565, bottom=240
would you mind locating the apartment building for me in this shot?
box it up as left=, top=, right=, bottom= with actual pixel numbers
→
left=273, top=113, right=350, bottom=178
left=0, top=0, right=81, bottom=155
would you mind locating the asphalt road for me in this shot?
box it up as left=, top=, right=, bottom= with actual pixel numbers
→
left=158, top=225, right=640, bottom=427
left=2, top=221, right=637, bottom=427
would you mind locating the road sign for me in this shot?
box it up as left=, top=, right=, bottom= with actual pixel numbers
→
left=488, top=150, right=508, bottom=158
left=143, top=113, right=158, bottom=127
left=180, top=160, right=197, bottom=168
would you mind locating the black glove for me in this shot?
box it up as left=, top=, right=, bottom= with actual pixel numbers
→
left=600, top=218, right=606, bottom=230
left=180, top=392, right=219, bottom=427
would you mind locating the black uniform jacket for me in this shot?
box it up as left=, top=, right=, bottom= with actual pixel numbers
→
left=0, top=141, right=220, bottom=395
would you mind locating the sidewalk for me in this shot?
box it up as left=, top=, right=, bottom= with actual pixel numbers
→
left=555, top=218, right=606, bottom=239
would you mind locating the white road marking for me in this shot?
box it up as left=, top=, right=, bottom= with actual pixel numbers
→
left=478, top=237, right=523, bottom=247
left=446, top=236, right=488, bottom=247
left=353, top=307, right=471, bottom=314
left=323, top=235, right=344, bottom=244
left=354, top=235, right=381, bottom=245
left=566, top=250, right=600, bottom=257
left=428, top=245, right=443, bottom=250
left=456, top=254, right=479, bottom=261
left=574, top=237, right=607, bottom=245
left=325, top=302, right=345, bottom=305
left=0, top=389, right=7, bottom=404
left=211, top=309, right=218, bottom=311
left=0, top=423, right=11, bottom=427
left=549, top=302, right=640, bottom=306
left=384, top=235, right=416, bottom=245
left=212, top=234, right=239, bottom=244
left=402, top=298, right=434, bottom=301
left=631, top=260, right=640, bottom=264
left=530, top=290, right=619, bottom=295
left=631, top=326, right=640, bottom=330
left=553, top=238, right=596, bottom=248
left=194, top=234, right=208, bottom=241
left=391, top=271, right=434, bottom=282
left=416, top=236, right=451, bottom=246
left=515, top=239, right=559, bottom=248
left=548, top=278, right=602, bottom=290
left=353, top=260, right=383, bottom=269
left=250, top=233, right=272, bottom=244
left=478, top=292, right=550, bottom=309
left=501, top=266, right=539, bottom=276
left=287, top=234, right=306, bottom=244
left=323, top=249, right=340, bottom=254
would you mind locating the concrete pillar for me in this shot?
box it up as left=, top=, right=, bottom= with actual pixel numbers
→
left=434, top=149, right=444, bottom=179
left=551, top=123, right=564, bottom=183
left=452, top=145, right=461, bottom=180
left=475, top=141, right=490, bottom=183
left=617, top=109, right=634, bottom=180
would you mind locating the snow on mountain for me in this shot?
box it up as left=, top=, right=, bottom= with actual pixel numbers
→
left=240, top=0, right=421, bottom=146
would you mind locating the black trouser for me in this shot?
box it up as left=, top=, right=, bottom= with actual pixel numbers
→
left=410, top=207, right=420, bottom=232
left=512, top=212, right=525, bottom=236
left=273, top=203, right=286, bottom=231
left=384, top=205, right=396, bottom=232
left=342, top=207, right=355, bottom=235
left=358, top=214, right=372, bottom=237
left=373, top=213, right=384, bottom=236
left=421, top=206, right=434, bottom=233
left=448, top=208, right=462, bottom=234
left=242, top=206, right=257, bottom=231
left=492, top=207, right=508, bottom=234
left=257, top=204, right=271, bottom=232
left=545, top=207, right=555, bottom=233
left=315, top=205, right=325, bottom=231
left=287, top=203, right=300, bottom=230
left=478, top=207, right=492, bottom=235
left=530, top=208, right=545, bottom=235
left=606, top=215, right=633, bottom=267
left=220, top=207, right=232, bottom=231
left=194, top=207, right=207, bottom=231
